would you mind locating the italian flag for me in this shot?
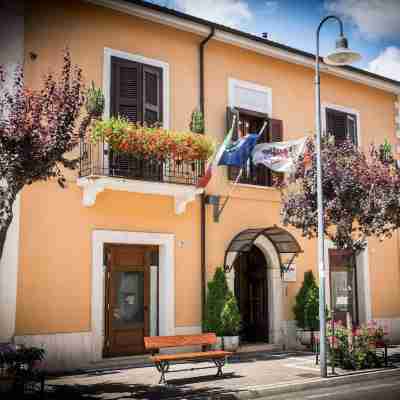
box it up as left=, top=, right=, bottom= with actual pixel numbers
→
left=197, top=118, right=236, bottom=188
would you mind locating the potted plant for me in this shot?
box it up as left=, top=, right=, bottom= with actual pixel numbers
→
left=203, top=267, right=229, bottom=350
left=221, top=293, right=241, bottom=352
left=293, top=271, right=319, bottom=349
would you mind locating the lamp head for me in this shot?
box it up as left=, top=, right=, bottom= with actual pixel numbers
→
left=323, top=35, right=362, bottom=66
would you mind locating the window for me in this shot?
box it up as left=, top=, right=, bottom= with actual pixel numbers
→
left=227, top=107, right=283, bottom=187
left=109, top=56, right=163, bottom=179
left=326, top=108, right=357, bottom=145
left=329, top=249, right=358, bottom=326
left=110, top=56, right=163, bottom=125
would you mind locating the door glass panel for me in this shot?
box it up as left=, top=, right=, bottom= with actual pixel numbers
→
left=330, top=251, right=358, bottom=325
left=112, top=271, right=144, bottom=329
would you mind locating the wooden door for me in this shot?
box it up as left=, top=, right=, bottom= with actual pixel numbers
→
left=104, top=245, right=151, bottom=357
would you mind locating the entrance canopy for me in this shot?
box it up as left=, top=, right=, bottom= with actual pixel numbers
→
left=224, top=226, right=302, bottom=273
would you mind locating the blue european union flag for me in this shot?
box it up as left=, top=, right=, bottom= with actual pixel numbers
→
left=218, top=133, right=260, bottom=167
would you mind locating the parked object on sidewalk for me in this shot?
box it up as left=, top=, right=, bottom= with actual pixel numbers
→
left=144, top=333, right=232, bottom=384
left=0, top=343, right=46, bottom=396
left=221, top=293, right=241, bottom=352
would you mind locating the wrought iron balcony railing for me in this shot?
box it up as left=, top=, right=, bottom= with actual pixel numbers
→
left=79, top=139, right=205, bottom=186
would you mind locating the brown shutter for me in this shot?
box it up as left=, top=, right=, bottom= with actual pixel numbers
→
left=142, top=65, right=163, bottom=125
left=326, top=108, right=347, bottom=144
left=270, top=118, right=283, bottom=142
left=346, top=114, right=357, bottom=146
left=226, top=107, right=240, bottom=181
left=110, top=56, right=142, bottom=122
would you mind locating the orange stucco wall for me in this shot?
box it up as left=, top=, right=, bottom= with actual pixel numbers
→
left=16, top=0, right=400, bottom=335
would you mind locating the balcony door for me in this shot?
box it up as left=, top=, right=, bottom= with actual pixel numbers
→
left=109, top=56, right=163, bottom=180
left=104, top=244, right=152, bottom=357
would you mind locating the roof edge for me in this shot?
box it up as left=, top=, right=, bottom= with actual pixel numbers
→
left=84, top=0, right=400, bottom=94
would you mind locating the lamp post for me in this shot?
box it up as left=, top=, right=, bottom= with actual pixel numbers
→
left=315, top=16, right=361, bottom=378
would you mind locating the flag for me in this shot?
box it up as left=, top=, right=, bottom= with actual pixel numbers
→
left=196, top=116, right=236, bottom=188
left=252, top=137, right=308, bottom=173
left=218, top=133, right=261, bottom=167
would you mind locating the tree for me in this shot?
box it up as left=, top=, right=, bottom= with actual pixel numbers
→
left=221, top=292, right=241, bottom=336
left=281, top=137, right=400, bottom=253
left=293, top=271, right=319, bottom=348
left=203, top=267, right=229, bottom=336
left=0, top=51, right=102, bottom=260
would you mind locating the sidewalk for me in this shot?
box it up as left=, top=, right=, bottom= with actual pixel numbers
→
left=44, top=348, right=400, bottom=399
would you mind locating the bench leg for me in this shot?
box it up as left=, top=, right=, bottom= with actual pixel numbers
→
left=214, top=358, right=226, bottom=378
left=155, top=361, right=170, bottom=384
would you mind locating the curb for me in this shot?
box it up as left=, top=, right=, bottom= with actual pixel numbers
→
left=226, top=367, right=400, bottom=399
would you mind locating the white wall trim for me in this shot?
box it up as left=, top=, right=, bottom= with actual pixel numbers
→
left=228, top=77, right=272, bottom=116
left=91, top=230, right=175, bottom=362
left=322, top=102, right=362, bottom=146
left=0, top=195, right=21, bottom=341
left=86, top=0, right=400, bottom=95
left=103, top=47, right=170, bottom=128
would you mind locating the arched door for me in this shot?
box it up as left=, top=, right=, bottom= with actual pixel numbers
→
left=234, top=245, right=269, bottom=343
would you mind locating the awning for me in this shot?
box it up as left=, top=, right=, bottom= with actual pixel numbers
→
left=223, top=226, right=303, bottom=274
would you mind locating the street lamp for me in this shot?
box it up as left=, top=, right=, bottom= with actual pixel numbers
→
left=315, top=16, right=361, bottom=378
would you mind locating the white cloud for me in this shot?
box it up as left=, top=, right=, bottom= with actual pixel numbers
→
left=265, top=1, right=278, bottom=13
left=325, top=0, right=400, bottom=40
left=369, top=47, right=400, bottom=81
left=171, top=0, right=252, bottom=28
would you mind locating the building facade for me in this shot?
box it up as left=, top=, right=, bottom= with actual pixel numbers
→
left=1, top=0, right=400, bottom=371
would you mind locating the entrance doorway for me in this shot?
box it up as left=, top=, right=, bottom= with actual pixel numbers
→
left=234, top=245, right=269, bottom=343
left=104, top=244, right=156, bottom=357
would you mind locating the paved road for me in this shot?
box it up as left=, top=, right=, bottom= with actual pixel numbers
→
left=260, top=374, right=400, bottom=400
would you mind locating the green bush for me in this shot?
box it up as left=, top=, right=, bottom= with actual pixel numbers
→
left=293, top=271, right=319, bottom=331
left=203, top=267, right=229, bottom=336
left=221, top=293, right=241, bottom=336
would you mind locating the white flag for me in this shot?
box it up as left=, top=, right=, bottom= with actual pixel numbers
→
left=252, top=137, right=308, bottom=173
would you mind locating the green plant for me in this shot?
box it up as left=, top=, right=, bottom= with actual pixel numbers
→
left=85, top=81, right=105, bottom=118
left=90, top=117, right=215, bottom=162
left=221, top=293, right=241, bottom=336
left=203, top=267, right=229, bottom=336
left=0, top=344, right=45, bottom=375
left=189, top=108, right=204, bottom=134
left=327, top=321, right=387, bottom=370
left=293, top=271, right=320, bottom=348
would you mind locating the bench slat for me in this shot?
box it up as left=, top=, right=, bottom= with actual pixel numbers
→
left=151, top=350, right=232, bottom=363
left=144, top=333, right=217, bottom=350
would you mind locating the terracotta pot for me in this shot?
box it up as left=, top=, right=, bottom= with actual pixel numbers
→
left=223, top=336, right=239, bottom=351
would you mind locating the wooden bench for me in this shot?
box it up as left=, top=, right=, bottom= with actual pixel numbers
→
left=144, top=333, right=232, bottom=384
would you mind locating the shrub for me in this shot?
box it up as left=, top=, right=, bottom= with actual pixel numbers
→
left=327, top=321, right=387, bottom=370
left=221, top=293, right=241, bottom=336
left=203, top=267, right=229, bottom=336
left=293, top=271, right=319, bottom=330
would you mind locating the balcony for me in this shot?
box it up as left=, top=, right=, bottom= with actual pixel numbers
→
left=77, top=139, right=206, bottom=214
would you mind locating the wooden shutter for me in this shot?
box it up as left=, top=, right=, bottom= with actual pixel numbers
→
left=142, top=65, right=163, bottom=125
left=326, top=108, right=357, bottom=145
left=227, top=107, right=240, bottom=181
left=111, top=56, right=142, bottom=122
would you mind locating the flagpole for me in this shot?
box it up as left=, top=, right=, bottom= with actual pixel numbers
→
left=215, top=120, right=268, bottom=220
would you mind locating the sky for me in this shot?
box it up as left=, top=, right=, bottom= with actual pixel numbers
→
left=147, top=0, right=400, bottom=82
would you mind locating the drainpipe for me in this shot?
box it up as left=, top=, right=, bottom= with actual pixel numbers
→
left=199, top=28, right=215, bottom=325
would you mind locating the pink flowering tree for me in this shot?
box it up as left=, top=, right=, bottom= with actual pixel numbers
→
left=0, top=51, right=101, bottom=261
left=281, top=137, right=400, bottom=253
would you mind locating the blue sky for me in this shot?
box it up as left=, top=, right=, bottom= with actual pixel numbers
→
left=147, top=0, right=400, bottom=81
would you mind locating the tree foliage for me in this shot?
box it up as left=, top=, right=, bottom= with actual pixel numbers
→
left=0, top=51, right=100, bottom=260
left=281, top=137, right=400, bottom=252
left=221, top=292, right=241, bottom=336
left=203, top=267, right=229, bottom=336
